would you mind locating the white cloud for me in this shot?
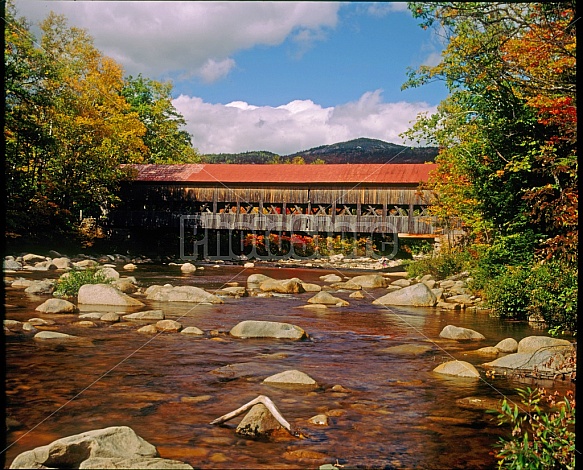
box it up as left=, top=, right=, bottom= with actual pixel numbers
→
left=421, top=51, right=443, bottom=67
left=197, top=58, right=236, bottom=83
left=14, top=1, right=340, bottom=80
left=365, top=2, right=409, bottom=16
left=173, top=91, right=436, bottom=155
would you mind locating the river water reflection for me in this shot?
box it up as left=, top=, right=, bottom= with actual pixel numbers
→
left=3, top=264, right=575, bottom=469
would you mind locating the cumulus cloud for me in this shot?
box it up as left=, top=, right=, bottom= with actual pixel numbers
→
left=197, top=58, right=236, bottom=83
left=365, top=2, right=410, bottom=16
left=14, top=1, right=340, bottom=80
left=173, top=91, right=436, bottom=155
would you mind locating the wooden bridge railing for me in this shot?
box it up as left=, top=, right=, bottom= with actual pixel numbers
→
left=104, top=211, right=452, bottom=235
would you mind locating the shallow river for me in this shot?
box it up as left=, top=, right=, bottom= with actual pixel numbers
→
left=2, top=264, right=575, bottom=469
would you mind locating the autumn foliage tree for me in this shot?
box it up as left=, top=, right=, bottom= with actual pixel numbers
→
left=121, top=74, right=200, bottom=164
left=4, top=2, right=199, bottom=240
left=402, top=3, right=577, bottom=336
left=403, top=2, right=577, bottom=264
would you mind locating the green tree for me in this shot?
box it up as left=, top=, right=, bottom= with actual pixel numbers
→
left=39, top=12, right=147, bottom=217
left=4, top=1, right=60, bottom=234
left=4, top=5, right=148, bottom=238
left=121, top=74, right=200, bottom=163
left=404, top=2, right=577, bottom=263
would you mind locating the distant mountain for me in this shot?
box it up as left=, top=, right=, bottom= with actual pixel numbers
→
left=286, top=138, right=438, bottom=164
left=201, top=138, right=438, bottom=164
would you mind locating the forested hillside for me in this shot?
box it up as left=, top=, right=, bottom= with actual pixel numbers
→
left=202, top=138, right=438, bottom=164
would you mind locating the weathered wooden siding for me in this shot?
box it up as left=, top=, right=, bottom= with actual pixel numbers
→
left=121, top=183, right=431, bottom=205
left=197, top=213, right=441, bottom=234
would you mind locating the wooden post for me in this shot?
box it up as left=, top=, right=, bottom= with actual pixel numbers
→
left=408, top=203, right=414, bottom=233
left=282, top=201, right=287, bottom=231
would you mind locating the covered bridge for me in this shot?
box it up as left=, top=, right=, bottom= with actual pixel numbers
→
left=108, top=163, right=447, bottom=237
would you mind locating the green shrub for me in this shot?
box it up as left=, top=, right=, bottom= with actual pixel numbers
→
left=469, top=232, right=537, bottom=292
left=495, top=387, right=576, bottom=469
left=54, top=267, right=111, bottom=297
left=527, top=261, right=577, bottom=335
left=484, top=265, right=531, bottom=320
left=404, top=248, right=469, bottom=280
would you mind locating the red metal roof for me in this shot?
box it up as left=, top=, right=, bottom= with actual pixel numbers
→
left=126, top=163, right=436, bottom=184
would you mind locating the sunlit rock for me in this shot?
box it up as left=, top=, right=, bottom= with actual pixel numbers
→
left=259, top=278, right=305, bottom=294
left=235, top=404, right=284, bottom=438
left=35, top=298, right=77, bottom=314
left=246, top=273, right=274, bottom=288
left=180, top=262, right=196, bottom=273
left=300, top=282, right=322, bottom=292
left=433, top=360, right=480, bottom=378
left=517, top=335, right=572, bottom=354
left=439, top=325, right=485, bottom=341
left=78, top=284, right=144, bottom=307
left=263, top=369, right=318, bottom=387
left=156, top=319, right=182, bottom=332
left=123, top=310, right=164, bottom=321
left=145, top=285, right=223, bottom=304
left=372, top=283, right=437, bottom=307
left=319, top=274, right=342, bottom=283
left=494, top=338, right=518, bottom=353
left=348, top=274, right=388, bottom=288
left=181, top=326, right=204, bottom=335
left=24, top=280, right=55, bottom=295
left=9, top=426, right=159, bottom=469
left=307, top=291, right=348, bottom=306
left=230, top=320, right=307, bottom=340
left=390, top=278, right=411, bottom=287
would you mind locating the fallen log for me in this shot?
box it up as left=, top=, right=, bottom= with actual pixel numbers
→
left=210, top=395, right=306, bottom=438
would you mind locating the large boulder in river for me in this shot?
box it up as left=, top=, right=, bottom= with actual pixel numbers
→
left=8, top=425, right=192, bottom=469
left=24, top=280, right=55, bottom=295
left=300, top=282, right=321, bottom=292
left=433, top=360, right=480, bottom=378
left=35, top=298, right=77, bottom=314
left=230, top=320, right=307, bottom=340
left=517, top=335, right=573, bottom=354
left=33, top=331, right=92, bottom=346
left=483, top=336, right=575, bottom=375
left=146, top=285, right=223, bottom=304
left=347, top=274, right=388, bottom=289
left=494, top=338, right=519, bottom=353
left=247, top=274, right=274, bottom=287
left=439, top=325, right=485, bottom=341
left=372, top=283, right=437, bottom=307
left=319, top=274, right=342, bottom=283
left=260, top=278, right=305, bottom=294
left=307, top=291, right=348, bottom=306
left=483, top=345, right=576, bottom=375
left=78, top=284, right=145, bottom=307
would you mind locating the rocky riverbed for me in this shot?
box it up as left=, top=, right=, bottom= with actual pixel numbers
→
left=3, top=250, right=576, bottom=469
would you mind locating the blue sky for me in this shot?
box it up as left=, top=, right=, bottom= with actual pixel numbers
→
left=13, top=1, right=448, bottom=155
